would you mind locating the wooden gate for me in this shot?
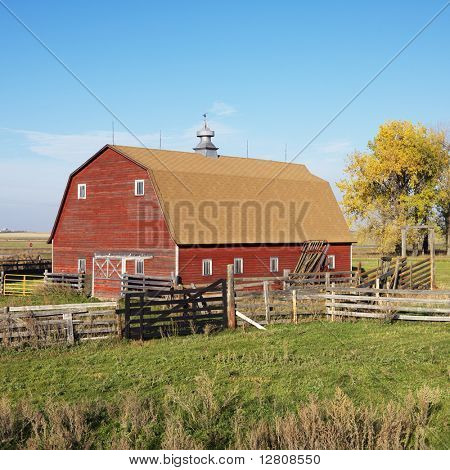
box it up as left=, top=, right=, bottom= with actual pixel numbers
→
left=122, top=279, right=227, bottom=340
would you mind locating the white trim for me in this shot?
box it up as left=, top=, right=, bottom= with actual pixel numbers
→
left=202, top=258, right=212, bottom=276
left=175, top=245, right=179, bottom=277
left=121, top=258, right=127, bottom=274
left=77, top=258, right=86, bottom=273
left=350, top=244, right=353, bottom=271
left=327, top=254, right=336, bottom=270
left=51, top=240, right=54, bottom=273
left=77, top=183, right=86, bottom=199
left=270, top=256, right=279, bottom=273
left=135, top=258, right=145, bottom=275
left=233, top=257, right=243, bottom=274
left=91, top=256, right=95, bottom=297
left=93, top=254, right=153, bottom=260
left=134, top=179, right=145, bottom=196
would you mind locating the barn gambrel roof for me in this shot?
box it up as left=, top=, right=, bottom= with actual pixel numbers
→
left=49, top=145, right=353, bottom=245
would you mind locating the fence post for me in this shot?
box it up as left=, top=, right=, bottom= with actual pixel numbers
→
left=63, top=312, right=74, bottom=345
left=226, top=264, right=236, bottom=329
left=430, top=229, right=435, bottom=290
left=325, top=272, right=330, bottom=288
left=409, top=263, right=412, bottom=290
left=0, top=271, right=3, bottom=295
left=116, top=309, right=123, bottom=339
left=330, top=282, right=336, bottom=321
left=263, top=280, right=270, bottom=324
left=401, top=227, right=407, bottom=257
left=139, top=293, right=144, bottom=341
left=283, top=269, right=290, bottom=290
left=124, top=294, right=130, bottom=339
left=357, top=262, right=362, bottom=286
left=292, top=289, right=297, bottom=324
left=3, top=306, right=10, bottom=342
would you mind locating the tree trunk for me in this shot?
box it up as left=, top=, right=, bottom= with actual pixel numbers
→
left=447, top=210, right=450, bottom=256
left=422, top=232, right=429, bottom=255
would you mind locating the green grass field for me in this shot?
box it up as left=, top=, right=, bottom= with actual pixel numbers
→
left=353, top=256, right=450, bottom=289
left=0, top=322, right=448, bottom=449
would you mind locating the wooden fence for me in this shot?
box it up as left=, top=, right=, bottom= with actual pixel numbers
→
left=120, top=274, right=174, bottom=297
left=44, top=272, right=85, bottom=291
left=231, top=272, right=450, bottom=325
left=295, top=287, right=450, bottom=322
left=356, top=257, right=432, bottom=289
left=121, top=279, right=227, bottom=340
left=0, top=302, right=118, bottom=344
left=232, top=257, right=433, bottom=294
left=0, top=259, right=51, bottom=274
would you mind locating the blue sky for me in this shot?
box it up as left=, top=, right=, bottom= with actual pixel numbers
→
left=0, top=0, right=449, bottom=231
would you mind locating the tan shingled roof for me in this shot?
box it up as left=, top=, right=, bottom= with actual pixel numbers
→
left=112, top=145, right=352, bottom=245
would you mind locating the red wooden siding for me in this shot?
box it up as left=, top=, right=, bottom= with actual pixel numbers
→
left=178, top=243, right=352, bottom=284
left=52, top=148, right=176, bottom=297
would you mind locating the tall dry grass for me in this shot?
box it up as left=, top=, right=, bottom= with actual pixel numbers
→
left=0, top=379, right=442, bottom=450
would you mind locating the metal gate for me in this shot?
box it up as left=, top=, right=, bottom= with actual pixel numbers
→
left=3, top=273, right=45, bottom=296
left=122, top=279, right=227, bottom=340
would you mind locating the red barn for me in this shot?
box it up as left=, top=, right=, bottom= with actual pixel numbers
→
left=49, top=124, right=353, bottom=298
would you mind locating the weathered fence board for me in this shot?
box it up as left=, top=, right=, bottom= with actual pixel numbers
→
left=120, top=274, right=174, bottom=297
left=0, top=302, right=118, bottom=344
left=45, top=272, right=85, bottom=291
left=121, top=279, right=227, bottom=340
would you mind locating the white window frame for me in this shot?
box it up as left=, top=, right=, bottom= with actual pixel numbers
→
left=327, top=255, right=336, bottom=270
left=135, top=258, right=144, bottom=275
left=202, top=259, right=212, bottom=276
left=78, top=183, right=86, bottom=199
left=270, top=256, right=279, bottom=273
left=135, top=179, right=145, bottom=196
left=77, top=258, right=86, bottom=273
left=233, top=257, right=243, bottom=274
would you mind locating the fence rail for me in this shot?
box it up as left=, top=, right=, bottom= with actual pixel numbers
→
left=296, top=287, right=450, bottom=322
left=0, top=259, right=51, bottom=273
left=120, top=274, right=174, bottom=297
left=2, top=273, right=45, bottom=296
left=44, top=272, right=85, bottom=291
left=121, top=279, right=227, bottom=340
left=232, top=274, right=450, bottom=325
left=0, top=302, right=118, bottom=344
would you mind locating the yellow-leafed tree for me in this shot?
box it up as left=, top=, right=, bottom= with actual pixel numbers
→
left=338, top=121, right=449, bottom=254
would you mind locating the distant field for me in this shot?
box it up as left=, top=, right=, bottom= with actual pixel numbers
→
left=0, top=232, right=50, bottom=259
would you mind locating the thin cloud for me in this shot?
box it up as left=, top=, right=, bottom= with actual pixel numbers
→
left=210, top=101, right=237, bottom=117
left=1, top=128, right=160, bottom=162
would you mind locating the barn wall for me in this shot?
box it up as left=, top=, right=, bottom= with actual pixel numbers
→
left=52, top=148, right=176, bottom=297
left=178, top=243, right=352, bottom=284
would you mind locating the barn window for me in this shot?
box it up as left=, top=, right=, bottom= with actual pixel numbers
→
left=78, top=183, right=86, bottom=199
left=327, top=255, right=336, bottom=270
left=135, top=180, right=145, bottom=196
left=270, top=256, right=279, bottom=273
left=135, top=259, right=144, bottom=275
left=77, top=258, right=86, bottom=273
left=202, top=259, right=212, bottom=276
left=234, top=258, right=243, bottom=274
